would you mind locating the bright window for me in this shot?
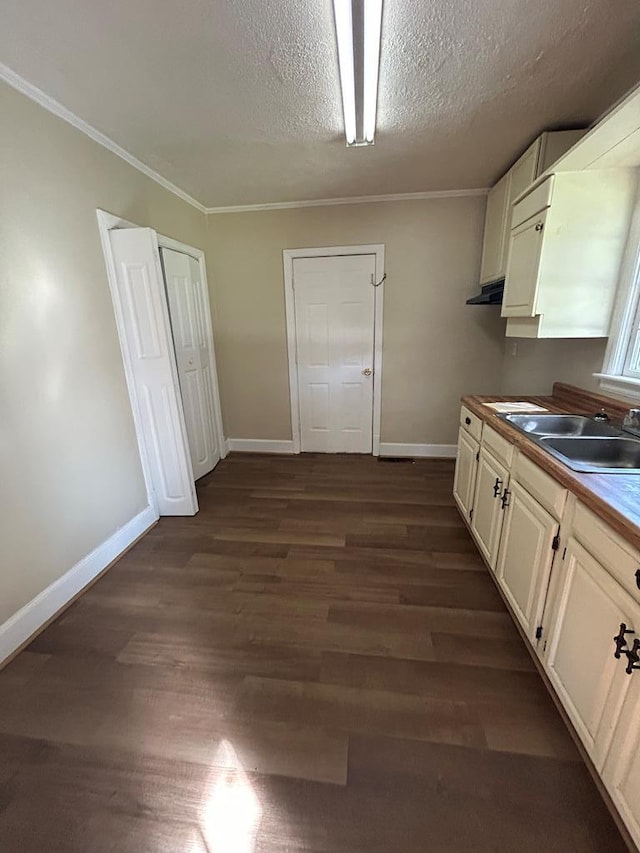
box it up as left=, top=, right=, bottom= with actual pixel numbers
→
left=597, top=192, right=640, bottom=399
left=622, top=289, right=640, bottom=379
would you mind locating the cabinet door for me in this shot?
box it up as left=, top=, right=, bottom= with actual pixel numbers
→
left=509, top=140, right=540, bottom=204
left=602, top=668, right=640, bottom=851
left=495, top=481, right=558, bottom=644
left=480, top=172, right=510, bottom=284
left=502, top=209, right=546, bottom=317
left=544, top=537, right=635, bottom=769
left=470, top=448, right=510, bottom=570
left=453, top=428, right=479, bottom=521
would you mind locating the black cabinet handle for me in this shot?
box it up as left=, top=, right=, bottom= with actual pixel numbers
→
left=635, top=568, right=640, bottom=591
left=501, top=489, right=511, bottom=509
left=493, top=477, right=503, bottom=497
left=614, top=623, right=635, bottom=659
left=465, top=417, right=471, bottom=426
left=625, top=639, right=640, bottom=675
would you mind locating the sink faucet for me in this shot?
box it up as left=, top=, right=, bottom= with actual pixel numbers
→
left=592, top=408, right=610, bottom=423
left=623, top=408, right=640, bottom=437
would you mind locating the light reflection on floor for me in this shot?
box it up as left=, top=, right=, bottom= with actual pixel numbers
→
left=197, top=739, right=262, bottom=853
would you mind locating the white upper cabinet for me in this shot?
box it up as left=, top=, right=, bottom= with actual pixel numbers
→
left=478, top=130, right=584, bottom=285
left=480, top=172, right=511, bottom=284
left=503, top=170, right=638, bottom=337
left=550, top=83, right=640, bottom=173
left=502, top=209, right=547, bottom=317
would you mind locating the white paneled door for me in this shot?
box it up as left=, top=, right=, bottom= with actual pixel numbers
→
left=293, top=254, right=376, bottom=453
left=161, top=248, right=221, bottom=480
left=109, top=228, right=197, bottom=515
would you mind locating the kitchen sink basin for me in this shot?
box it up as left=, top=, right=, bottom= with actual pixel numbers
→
left=538, top=436, right=640, bottom=473
left=501, top=413, right=619, bottom=438
left=496, top=412, right=640, bottom=472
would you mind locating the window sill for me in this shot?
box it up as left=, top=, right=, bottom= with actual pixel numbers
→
left=594, top=373, right=640, bottom=400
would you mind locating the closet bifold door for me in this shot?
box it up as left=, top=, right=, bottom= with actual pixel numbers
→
left=109, top=227, right=197, bottom=516
left=160, top=247, right=221, bottom=480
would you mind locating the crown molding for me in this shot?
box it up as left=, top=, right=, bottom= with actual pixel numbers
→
left=1, top=63, right=207, bottom=214
left=205, top=187, right=489, bottom=214
left=2, top=63, right=489, bottom=218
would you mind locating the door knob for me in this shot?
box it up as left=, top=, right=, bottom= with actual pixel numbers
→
left=362, top=368, right=373, bottom=376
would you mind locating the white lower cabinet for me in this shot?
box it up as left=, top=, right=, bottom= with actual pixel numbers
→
left=544, top=537, right=637, bottom=770
left=603, top=674, right=640, bottom=850
left=454, top=404, right=640, bottom=845
left=470, top=447, right=510, bottom=570
left=453, top=427, right=479, bottom=521
left=495, top=481, right=559, bottom=645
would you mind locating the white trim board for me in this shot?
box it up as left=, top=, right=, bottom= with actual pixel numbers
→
left=283, top=244, right=385, bottom=456
left=2, top=62, right=488, bottom=217
left=1, top=63, right=207, bottom=214
left=0, top=505, right=156, bottom=667
left=0, top=62, right=489, bottom=215
left=206, top=188, right=488, bottom=214
left=225, top=439, right=457, bottom=457
left=227, top=439, right=295, bottom=454
left=379, top=443, right=458, bottom=458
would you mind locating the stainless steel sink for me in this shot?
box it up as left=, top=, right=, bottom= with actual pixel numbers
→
left=497, top=412, right=640, bottom=473
left=501, top=413, right=619, bottom=438
left=538, top=436, right=640, bottom=473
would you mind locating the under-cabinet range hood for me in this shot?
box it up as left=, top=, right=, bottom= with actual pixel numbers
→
left=466, top=279, right=504, bottom=305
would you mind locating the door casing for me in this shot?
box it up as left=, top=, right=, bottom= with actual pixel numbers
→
left=283, top=244, right=385, bottom=455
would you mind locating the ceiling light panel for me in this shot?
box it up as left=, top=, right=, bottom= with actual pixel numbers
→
left=333, top=0, right=383, bottom=146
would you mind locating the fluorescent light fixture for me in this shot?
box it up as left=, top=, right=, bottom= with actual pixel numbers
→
left=333, top=0, right=383, bottom=146
left=363, top=0, right=383, bottom=143
left=333, top=0, right=357, bottom=144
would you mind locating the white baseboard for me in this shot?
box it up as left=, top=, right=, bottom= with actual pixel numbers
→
left=379, top=442, right=458, bottom=458
left=225, top=439, right=456, bottom=458
left=0, top=505, right=157, bottom=666
left=227, top=438, right=295, bottom=454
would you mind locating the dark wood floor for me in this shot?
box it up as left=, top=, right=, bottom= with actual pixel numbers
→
left=0, top=454, right=627, bottom=852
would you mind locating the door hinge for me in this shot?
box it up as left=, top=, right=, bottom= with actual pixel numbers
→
left=469, top=508, right=474, bottom=521
left=552, top=533, right=560, bottom=552
left=535, top=626, right=543, bottom=640
left=475, top=451, right=480, bottom=461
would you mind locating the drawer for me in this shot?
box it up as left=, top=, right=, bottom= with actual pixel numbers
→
left=513, top=453, right=567, bottom=520
left=511, top=177, right=553, bottom=229
left=460, top=405, right=483, bottom=442
left=482, top=424, right=514, bottom=468
left=573, top=502, right=640, bottom=602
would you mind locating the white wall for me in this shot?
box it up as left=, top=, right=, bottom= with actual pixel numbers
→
left=206, top=196, right=506, bottom=446
left=500, top=338, right=608, bottom=396
left=0, top=82, right=208, bottom=633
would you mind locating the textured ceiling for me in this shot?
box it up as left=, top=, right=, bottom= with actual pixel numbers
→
left=2, top=0, right=640, bottom=207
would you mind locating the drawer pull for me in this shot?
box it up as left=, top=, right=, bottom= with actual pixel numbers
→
left=465, top=416, right=471, bottom=426
left=493, top=477, right=503, bottom=497
left=635, top=568, right=640, bottom=590
left=625, top=639, right=640, bottom=675
left=613, top=623, right=635, bottom=659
